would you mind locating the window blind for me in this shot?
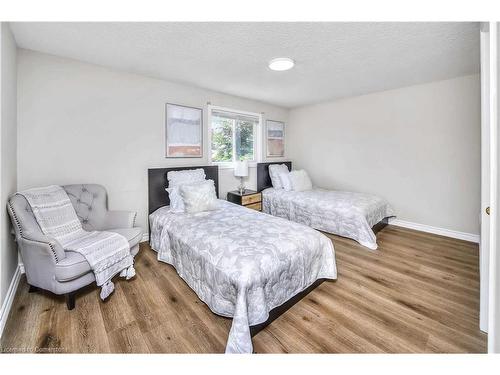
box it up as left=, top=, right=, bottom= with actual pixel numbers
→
left=211, top=110, right=259, bottom=124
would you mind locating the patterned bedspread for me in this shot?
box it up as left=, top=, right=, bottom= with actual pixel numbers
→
left=262, top=188, right=395, bottom=250
left=149, top=200, right=337, bottom=353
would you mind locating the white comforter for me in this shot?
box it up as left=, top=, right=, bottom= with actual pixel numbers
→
left=149, top=200, right=337, bottom=353
left=262, top=188, right=395, bottom=250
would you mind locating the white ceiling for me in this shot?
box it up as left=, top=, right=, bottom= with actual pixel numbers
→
left=10, top=22, right=480, bottom=108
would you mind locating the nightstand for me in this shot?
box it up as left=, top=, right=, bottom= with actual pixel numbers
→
left=227, top=189, right=262, bottom=211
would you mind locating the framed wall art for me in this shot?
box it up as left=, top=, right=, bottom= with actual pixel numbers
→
left=165, top=103, right=203, bottom=158
left=266, top=120, right=285, bottom=157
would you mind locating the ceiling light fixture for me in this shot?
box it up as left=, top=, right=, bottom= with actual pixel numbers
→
left=268, top=57, right=295, bottom=71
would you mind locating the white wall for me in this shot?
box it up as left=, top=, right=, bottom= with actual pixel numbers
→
left=17, top=50, right=289, bottom=233
left=288, top=75, right=481, bottom=235
left=0, top=23, right=18, bottom=305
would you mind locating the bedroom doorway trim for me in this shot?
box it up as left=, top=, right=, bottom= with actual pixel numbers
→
left=488, top=21, right=500, bottom=353
left=480, top=21, right=491, bottom=333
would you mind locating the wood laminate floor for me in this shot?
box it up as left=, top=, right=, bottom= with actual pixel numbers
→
left=0, top=225, right=487, bottom=353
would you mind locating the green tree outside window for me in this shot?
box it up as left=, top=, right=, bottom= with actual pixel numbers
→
left=212, top=116, right=255, bottom=162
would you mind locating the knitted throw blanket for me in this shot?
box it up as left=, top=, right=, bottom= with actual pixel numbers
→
left=17, top=185, right=134, bottom=300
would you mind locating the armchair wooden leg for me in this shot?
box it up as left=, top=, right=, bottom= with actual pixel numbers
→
left=28, top=285, right=38, bottom=293
left=65, top=292, right=76, bottom=310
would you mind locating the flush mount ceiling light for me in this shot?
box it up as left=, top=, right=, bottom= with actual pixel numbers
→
left=268, top=57, right=295, bottom=71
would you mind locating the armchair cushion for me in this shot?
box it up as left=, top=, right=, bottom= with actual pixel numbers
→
left=55, top=252, right=91, bottom=282
left=55, top=228, right=142, bottom=282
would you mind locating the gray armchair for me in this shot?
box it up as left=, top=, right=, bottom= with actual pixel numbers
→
left=7, top=184, right=142, bottom=309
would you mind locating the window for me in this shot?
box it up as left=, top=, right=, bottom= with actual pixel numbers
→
left=209, top=106, right=261, bottom=166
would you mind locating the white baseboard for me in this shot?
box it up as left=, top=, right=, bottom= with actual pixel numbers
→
left=389, top=218, right=480, bottom=243
left=0, top=264, right=23, bottom=338
left=141, top=233, right=149, bottom=243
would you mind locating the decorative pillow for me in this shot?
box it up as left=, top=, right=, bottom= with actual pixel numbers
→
left=179, top=179, right=218, bottom=214
left=278, top=172, right=292, bottom=191
left=268, top=164, right=289, bottom=189
left=167, top=168, right=206, bottom=187
left=165, top=186, right=185, bottom=213
left=289, top=170, right=313, bottom=192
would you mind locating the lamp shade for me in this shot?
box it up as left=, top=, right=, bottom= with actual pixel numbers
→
left=234, top=160, right=249, bottom=177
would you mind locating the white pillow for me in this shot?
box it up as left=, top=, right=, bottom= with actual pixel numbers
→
left=165, top=186, right=185, bottom=213
left=289, top=170, right=313, bottom=192
left=179, top=179, right=218, bottom=213
left=278, top=172, right=292, bottom=191
left=268, top=164, right=289, bottom=189
left=167, top=168, right=206, bottom=187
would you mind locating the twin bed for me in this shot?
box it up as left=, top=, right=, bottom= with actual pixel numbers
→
left=148, top=166, right=337, bottom=353
left=147, top=163, right=393, bottom=353
left=257, top=162, right=395, bottom=250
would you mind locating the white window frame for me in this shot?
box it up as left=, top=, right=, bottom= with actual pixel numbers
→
left=207, top=105, right=262, bottom=169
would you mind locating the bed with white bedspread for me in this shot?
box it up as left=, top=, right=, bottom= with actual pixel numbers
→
left=262, top=187, right=394, bottom=250
left=149, top=199, right=337, bottom=354
left=257, top=162, right=395, bottom=250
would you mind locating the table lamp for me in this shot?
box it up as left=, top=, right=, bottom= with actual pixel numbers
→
left=234, top=160, right=249, bottom=194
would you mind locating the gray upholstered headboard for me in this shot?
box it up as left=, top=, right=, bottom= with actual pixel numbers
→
left=147, top=165, right=219, bottom=216
left=256, top=162, right=292, bottom=192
